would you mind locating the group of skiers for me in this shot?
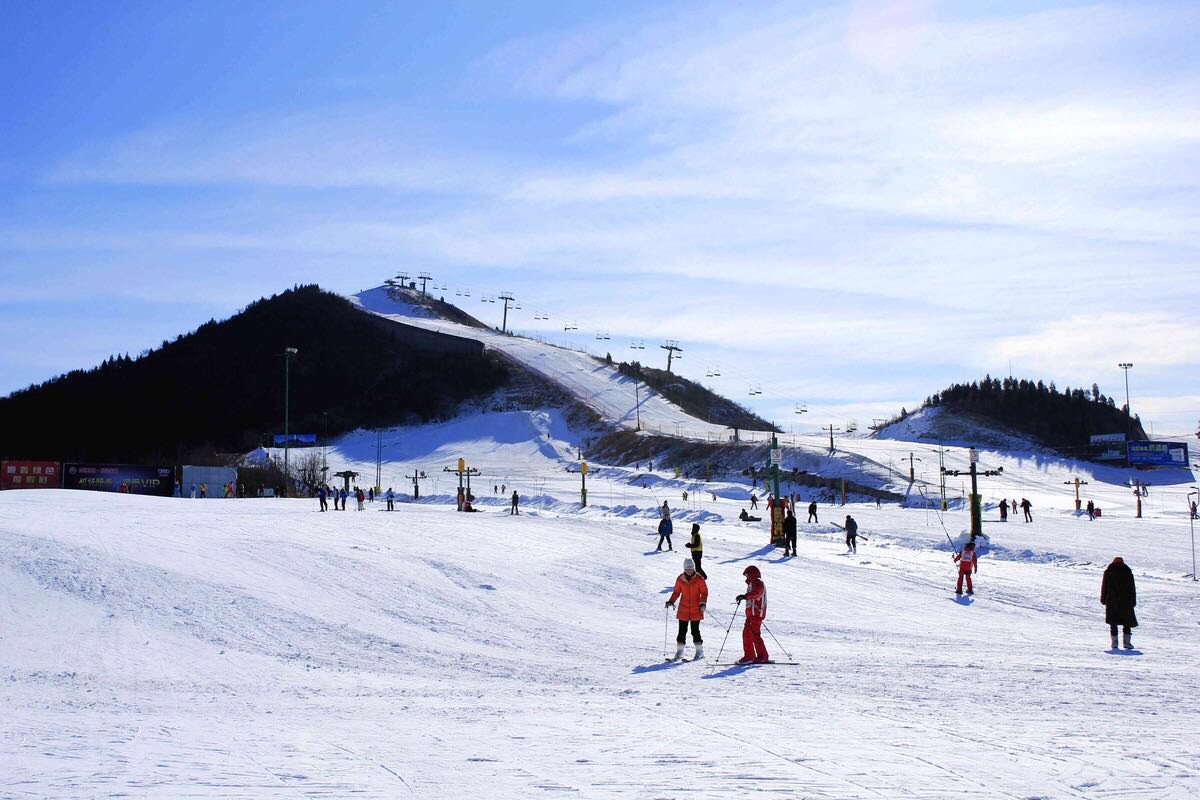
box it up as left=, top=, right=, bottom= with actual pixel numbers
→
left=316, top=485, right=398, bottom=511
left=997, top=497, right=1034, bottom=522
left=665, top=558, right=769, bottom=665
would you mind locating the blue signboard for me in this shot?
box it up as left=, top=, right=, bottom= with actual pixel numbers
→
left=63, top=463, right=176, bottom=496
left=1126, top=441, right=1190, bottom=467
left=273, top=433, right=317, bottom=445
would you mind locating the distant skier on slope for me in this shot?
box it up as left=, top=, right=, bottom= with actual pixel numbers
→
left=1086, top=499, right=1095, bottom=521
left=385, top=487, right=395, bottom=511
left=999, top=499, right=1008, bottom=522
left=750, top=493, right=759, bottom=510
left=661, top=500, right=670, bottom=520
left=318, top=486, right=328, bottom=512
left=665, top=558, right=707, bottom=661
left=355, top=487, right=365, bottom=511
left=510, top=490, right=520, bottom=515
left=735, top=565, right=769, bottom=664
left=656, top=516, right=674, bottom=552
left=807, top=500, right=818, bottom=524
left=954, top=541, right=978, bottom=596
left=739, top=508, right=761, bottom=522
left=1021, top=497, right=1033, bottom=522
left=782, top=509, right=797, bottom=557
left=1101, top=557, right=1138, bottom=650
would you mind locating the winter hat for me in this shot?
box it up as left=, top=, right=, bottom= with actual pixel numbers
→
left=1111, top=556, right=1124, bottom=565
left=683, top=558, right=695, bottom=572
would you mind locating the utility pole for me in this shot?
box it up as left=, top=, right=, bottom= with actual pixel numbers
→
left=418, top=272, right=432, bottom=296
left=580, top=462, right=588, bottom=507
left=629, top=341, right=645, bottom=431
left=444, top=458, right=481, bottom=511
left=405, top=469, right=426, bottom=499
left=282, top=347, right=298, bottom=497
left=907, top=452, right=921, bottom=483
left=768, top=434, right=784, bottom=546
left=825, top=424, right=842, bottom=453
left=1063, top=476, right=1089, bottom=511
left=942, top=447, right=1003, bottom=540
left=373, top=428, right=384, bottom=493
left=498, top=292, right=516, bottom=333
left=938, top=442, right=947, bottom=511
left=661, top=340, right=683, bottom=373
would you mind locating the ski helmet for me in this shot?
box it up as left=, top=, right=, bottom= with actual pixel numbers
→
left=742, top=565, right=761, bottom=580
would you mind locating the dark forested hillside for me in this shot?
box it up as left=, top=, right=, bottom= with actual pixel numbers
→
left=921, top=376, right=1146, bottom=453
left=0, top=285, right=509, bottom=463
left=614, top=360, right=779, bottom=432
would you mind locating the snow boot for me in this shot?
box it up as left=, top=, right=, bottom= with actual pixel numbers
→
left=1110, top=633, right=1119, bottom=650
left=693, top=644, right=705, bottom=660
left=736, top=656, right=755, bottom=665
left=955, top=588, right=963, bottom=595
left=966, top=589, right=974, bottom=596
left=1123, top=631, right=1133, bottom=650
left=671, top=643, right=685, bottom=661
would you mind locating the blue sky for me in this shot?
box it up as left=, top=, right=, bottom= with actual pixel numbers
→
left=2, top=1, right=1198, bottom=437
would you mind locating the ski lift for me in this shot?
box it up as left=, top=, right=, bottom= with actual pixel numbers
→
left=564, top=322, right=578, bottom=331
left=795, top=404, right=808, bottom=414
left=749, top=385, right=763, bottom=396
left=464, top=289, right=471, bottom=297
left=630, top=339, right=645, bottom=350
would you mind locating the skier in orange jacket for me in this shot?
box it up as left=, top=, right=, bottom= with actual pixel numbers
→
left=666, top=559, right=708, bottom=661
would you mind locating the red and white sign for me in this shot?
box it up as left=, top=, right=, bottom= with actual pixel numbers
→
left=1, top=460, right=61, bottom=490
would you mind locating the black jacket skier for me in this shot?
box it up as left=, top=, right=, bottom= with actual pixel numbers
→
left=807, top=501, right=818, bottom=523
left=782, top=510, right=797, bottom=557
left=1101, top=557, right=1137, bottom=650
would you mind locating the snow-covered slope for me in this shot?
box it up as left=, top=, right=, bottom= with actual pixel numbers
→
left=351, top=287, right=746, bottom=441
left=5, top=440, right=1200, bottom=797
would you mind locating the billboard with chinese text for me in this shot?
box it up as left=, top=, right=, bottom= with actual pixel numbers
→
left=1126, top=441, right=1189, bottom=467
left=62, top=463, right=175, bottom=496
left=1, top=460, right=61, bottom=489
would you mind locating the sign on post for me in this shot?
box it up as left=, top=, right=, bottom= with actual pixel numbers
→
left=769, top=449, right=782, bottom=467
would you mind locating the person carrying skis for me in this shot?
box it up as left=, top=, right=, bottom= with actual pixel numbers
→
left=954, top=541, right=978, bottom=595
left=685, top=523, right=707, bottom=578
left=385, top=487, right=395, bottom=511
left=782, top=508, right=797, bottom=557
left=735, top=565, right=769, bottom=664
left=844, top=515, right=859, bottom=553
left=665, top=558, right=707, bottom=661
left=807, top=500, right=818, bottom=523
left=510, top=490, right=520, bottom=515
left=656, top=516, right=674, bottom=552
left=1020, top=497, right=1033, bottom=522
left=1101, top=556, right=1137, bottom=650
left=999, top=499, right=1008, bottom=522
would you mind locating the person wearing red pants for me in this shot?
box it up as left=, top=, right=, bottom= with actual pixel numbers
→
left=954, top=541, right=978, bottom=595
left=735, top=565, right=769, bottom=664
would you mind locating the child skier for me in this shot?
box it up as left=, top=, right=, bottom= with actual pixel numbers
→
left=665, top=558, right=708, bottom=661
left=954, top=541, right=978, bottom=595
left=735, top=565, right=769, bottom=664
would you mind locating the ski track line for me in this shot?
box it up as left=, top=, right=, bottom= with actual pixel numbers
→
left=619, top=695, right=894, bottom=798
left=325, top=740, right=417, bottom=796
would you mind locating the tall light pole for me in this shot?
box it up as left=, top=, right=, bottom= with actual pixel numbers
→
left=283, top=347, right=298, bottom=497
left=1189, top=487, right=1198, bottom=582
left=1118, top=362, right=1134, bottom=423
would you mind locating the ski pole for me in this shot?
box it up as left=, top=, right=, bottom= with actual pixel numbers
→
left=761, top=620, right=793, bottom=661
left=713, top=600, right=742, bottom=664
left=663, top=604, right=670, bottom=660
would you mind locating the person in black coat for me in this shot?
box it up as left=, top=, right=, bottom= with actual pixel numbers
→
left=1101, top=556, right=1137, bottom=650
left=782, top=509, right=797, bottom=557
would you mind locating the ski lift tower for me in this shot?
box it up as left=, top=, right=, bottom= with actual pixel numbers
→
left=942, top=448, right=1003, bottom=540
left=418, top=272, right=432, bottom=296
left=661, top=340, right=682, bottom=373
left=498, top=292, right=516, bottom=333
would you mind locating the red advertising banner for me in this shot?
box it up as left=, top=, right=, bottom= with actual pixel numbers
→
left=1, top=460, right=61, bottom=489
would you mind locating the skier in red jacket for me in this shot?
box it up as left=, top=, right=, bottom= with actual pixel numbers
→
left=735, top=565, right=769, bottom=664
left=954, top=541, right=978, bottom=595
